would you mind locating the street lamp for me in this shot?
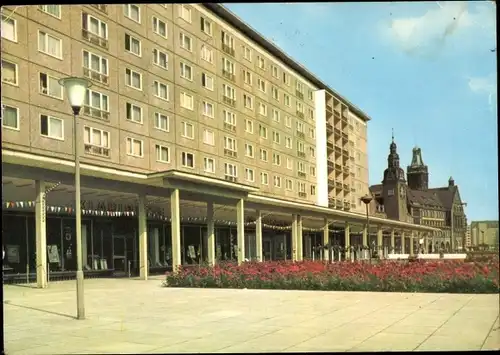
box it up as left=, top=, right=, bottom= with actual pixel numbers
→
left=59, top=77, right=92, bottom=320
left=361, top=194, right=373, bottom=259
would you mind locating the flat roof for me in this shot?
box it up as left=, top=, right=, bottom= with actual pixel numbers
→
left=203, top=3, right=372, bottom=122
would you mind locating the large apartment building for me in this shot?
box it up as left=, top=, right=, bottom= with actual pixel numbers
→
left=1, top=3, right=369, bottom=211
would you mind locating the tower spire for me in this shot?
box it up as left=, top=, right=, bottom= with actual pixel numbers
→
left=392, top=128, right=394, bottom=143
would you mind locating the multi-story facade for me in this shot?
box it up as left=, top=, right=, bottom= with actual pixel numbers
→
left=470, top=221, right=499, bottom=249
left=1, top=3, right=370, bottom=209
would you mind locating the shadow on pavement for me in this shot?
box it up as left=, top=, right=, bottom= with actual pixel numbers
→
left=4, top=301, right=76, bottom=319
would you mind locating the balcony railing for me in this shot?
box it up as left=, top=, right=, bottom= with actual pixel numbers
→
left=297, top=151, right=306, bottom=158
left=326, top=122, right=334, bottom=133
left=91, top=4, right=108, bottom=14
left=296, top=90, right=304, bottom=100
left=82, top=29, right=108, bottom=49
left=222, top=70, right=235, bottom=81
left=83, top=67, right=108, bottom=85
left=335, top=182, right=343, bottom=190
left=326, top=142, right=334, bottom=150
left=82, top=105, right=109, bottom=120
left=223, top=122, right=236, bottom=132
left=224, top=149, right=237, bottom=158
left=327, top=160, right=334, bottom=170
left=298, top=172, right=306, bottom=178
left=298, top=192, right=307, bottom=198
left=296, top=111, right=304, bottom=119
left=84, top=144, right=110, bottom=157
left=222, top=43, right=235, bottom=56
left=225, top=175, right=237, bottom=182
left=296, top=131, right=305, bottom=139
left=343, top=166, right=350, bottom=174
left=328, top=179, right=335, bottom=188
left=222, top=96, right=236, bottom=107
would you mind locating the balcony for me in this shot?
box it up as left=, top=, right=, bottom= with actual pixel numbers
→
left=296, top=131, right=305, bottom=139
left=328, top=179, right=335, bottom=188
left=82, top=105, right=109, bottom=120
left=296, top=90, right=304, bottom=100
left=334, top=146, right=342, bottom=154
left=326, top=103, right=333, bottom=112
left=225, top=175, right=237, bottom=182
left=222, top=43, right=235, bottom=56
left=343, top=183, right=349, bottom=190
left=342, top=132, right=349, bottom=141
left=296, top=111, right=305, bottom=119
left=334, top=127, right=342, bottom=136
left=335, top=163, right=342, bottom=172
left=298, top=192, right=307, bottom=198
left=223, top=122, right=236, bottom=132
left=84, top=144, right=110, bottom=157
left=343, top=166, right=350, bottom=174
left=83, top=67, right=108, bottom=85
left=222, top=70, right=235, bottom=81
left=327, top=160, right=334, bottom=170
left=297, top=151, right=306, bottom=159
left=333, top=111, right=341, bottom=120
left=82, top=29, right=108, bottom=49
left=335, top=181, right=343, bottom=190
left=342, top=148, right=349, bottom=157
left=326, top=142, right=334, bottom=150
left=222, top=96, right=236, bottom=107
left=326, top=121, right=334, bottom=133
left=91, top=4, right=108, bottom=13
left=336, top=199, right=343, bottom=208
left=224, top=149, right=237, bottom=158
left=298, top=171, right=306, bottom=178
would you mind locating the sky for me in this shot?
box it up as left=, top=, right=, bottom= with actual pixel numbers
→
left=225, top=1, right=498, bottom=222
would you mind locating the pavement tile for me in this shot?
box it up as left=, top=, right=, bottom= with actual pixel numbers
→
left=350, top=331, right=430, bottom=351
left=416, top=334, right=484, bottom=351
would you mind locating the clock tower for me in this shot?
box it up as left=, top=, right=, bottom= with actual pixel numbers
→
left=382, top=131, right=408, bottom=221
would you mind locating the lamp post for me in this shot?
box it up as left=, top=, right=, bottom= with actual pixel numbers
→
left=361, top=194, right=372, bottom=260
left=59, top=77, right=92, bottom=320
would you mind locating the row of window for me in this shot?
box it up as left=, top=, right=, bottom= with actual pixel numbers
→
left=2, top=105, right=315, bottom=175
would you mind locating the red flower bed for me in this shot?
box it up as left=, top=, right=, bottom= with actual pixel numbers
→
left=165, top=256, right=499, bottom=293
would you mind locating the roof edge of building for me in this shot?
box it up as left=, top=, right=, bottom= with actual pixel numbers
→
left=203, top=3, right=372, bottom=122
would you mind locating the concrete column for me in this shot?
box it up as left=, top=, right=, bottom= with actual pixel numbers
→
left=390, top=229, right=395, bottom=253
left=344, top=222, right=350, bottom=261
left=377, top=227, right=383, bottom=247
left=255, top=210, right=263, bottom=262
left=292, top=214, right=298, bottom=262
left=35, top=180, right=47, bottom=289
left=424, top=232, right=428, bottom=253
left=297, top=215, right=303, bottom=261
left=207, top=201, right=215, bottom=266
left=432, top=231, right=437, bottom=252
left=401, top=232, right=405, bottom=254
left=410, top=231, right=415, bottom=255
left=323, top=218, right=329, bottom=261
left=138, top=194, right=148, bottom=280
left=170, top=189, right=181, bottom=272
left=236, top=198, right=245, bottom=265
left=362, top=223, right=368, bottom=246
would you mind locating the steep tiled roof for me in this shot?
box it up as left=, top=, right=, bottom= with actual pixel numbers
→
left=407, top=189, right=443, bottom=208
left=428, top=186, right=457, bottom=209
left=369, top=184, right=383, bottom=195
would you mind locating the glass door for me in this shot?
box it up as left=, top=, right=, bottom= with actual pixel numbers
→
left=113, top=235, right=127, bottom=273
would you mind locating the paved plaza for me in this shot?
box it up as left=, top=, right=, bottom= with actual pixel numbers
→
left=3, top=277, right=499, bottom=354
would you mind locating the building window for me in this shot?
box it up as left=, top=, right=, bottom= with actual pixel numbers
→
left=298, top=182, right=306, bottom=194
left=297, top=141, right=305, bottom=153
left=125, top=68, right=142, bottom=90
left=260, top=172, right=269, bottom=185
left=222, top=58, right=235, bottom=75
left=83, top=50, right=108, bottom=83
left=124, top=4, right=141, bottom=23
left=243, top=94, right=253, bottom=110
left=221, top=30, right=235, bottom=49
left=245, top=143, right=254, bottom=158
left=126, top=102, right=143, bottom=123
left=257, top=56, right=265, bottom=70
left=272, top=65, right=279, bottom=78
left=243, top=46, right=252, bottom=61
left=284, top=94, right=290, bottom=107
left=84, top=89, right=109, bottom=118
left=259, top=125, right=268, bottom=139
left=285, top=116, right=292, bottom=127
left=203, top=129, right=215, bottom=145
left=283, top=72, right=290, bottom=85
left=257, top=78, right=266, bottom=92
left=296, top=121, right=304, bottom=133
left=38, top=31, right=62, bottom=59
left=39, top=5, right=61, bottom=18
left=179, top=5, right=192, bottom=23
left=201, top=45, right=213, bottom=63
left=223, top=110, right=236, bottom=129
left=274, top=176, right=282, bottom=188
left=296, top=81, right=304, bottom=94
left=180, top=62, right=193, bottom=81
left=84, top=126, right=109, bottom=157
left=181, top=122, right=194, bottom=139
left=309, top=128, right=315, bottom=139
left=200, top=17, right=212, bottom=35
left=154, top=80, right=169, bottom=101
left=286, top=158, right=293, bottom=170
left=310, top=166, right=316, bottom=177
left=152, top=17, right=167, bottom=38
left=258, top=103, right=267, bottom=117
left=154, top=112, right=169, bottom=131
left=260, top=149, right=268, bottom=162
left=201, top=73, right=214, bottom=90
left=272, top=153, right=281, bottom=166
left=245, top=168, right=255, bottom=182
left=224, top=163, right=237, bottom=179
left=310, top=185, right=316, bottom=195
left=245, top=119, right=254, bottom=133
left=126, top=137, right=143, bottom=157
left=180, top=92, right=194, bottom=110
left=309, top=147, right=316, bottom=158
left=224, top=136, right=237, bottom=152
left=272, top=109, right=280, bottom=122
left=153, top=48, right=168, bottom=69
left=182, top=152, right=195, bottom=168
left=82, top=13, right=108, bottom=44
left=285, top=136, right=292, bottom=149
left=223, top=84, right=236, bottom=100
left=297, top=161, right=306, bottom=174
left=297, top=101, right=304, bottom=114
left=203, top=157, right=215, bottom=173
left=1, top=15, right=17, bottom=42
left=2, top=60, right=18, bottom=86
left=179, top=32, right=192, bottom=51
left=40, top=114, right=63, bottom=140
left=308, top=108, right=314, bottom=120
left=272, top=86, right=279, bottom=101
left=2, top=105, right=19, bottom=130
left=155, top=145, right=170, bottom=163
left=243, top=70, right=252, bottom=85
left=272, top=131, right=281, bottom=144
left=202, top=101, right=214, bottom=118
left=125, top=33, right=141, bottom=56
left=308, top=90, right=314, bottom=101
left=286, top=179, right=293, bottom=191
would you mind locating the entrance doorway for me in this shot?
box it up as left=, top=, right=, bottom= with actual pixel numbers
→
left=262, top=234, right=287, bottom=261
left=113, top=234, right=136, bottom=277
